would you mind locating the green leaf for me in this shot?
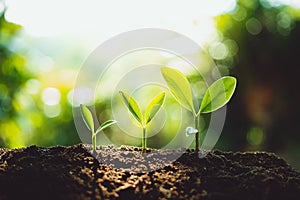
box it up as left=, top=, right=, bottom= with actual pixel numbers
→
left=144, top=92, right=165, bottom=125
left=80, top=104, right=94, bottom=133
left=199, top=76, right=237, bottom=114
left=161, top=67, right=195, bottom=114
left=96, top=120, right=117, bottom=134
left=119, top=91, right=143, bottom=125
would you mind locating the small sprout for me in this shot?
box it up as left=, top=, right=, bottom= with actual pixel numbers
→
left=80, top=104, right=117, bottom=151
left=161, top=67, right=237, bottom=152
left=119, top=91, right=165, bottom=152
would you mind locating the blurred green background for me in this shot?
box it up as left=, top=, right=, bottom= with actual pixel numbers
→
left=1, top=0, right=300, bottom=170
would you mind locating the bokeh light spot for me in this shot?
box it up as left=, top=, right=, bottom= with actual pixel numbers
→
left=43, top=104, right=61, bottom=118
left=25, top=79, right=41, bottom=95
left=277, top=11, right=292, bottom=36
left=247, top=127, right=264, bottom=146
left=69, top=86, right=93, bottom=107
left=224, top=39, right=239, bottom=56
left=233, top=6, right=247, bottom=21
left=42, top=87, right=61, bottom=105
left=209, top=42, right=228, bottom=60
left=246, top=17, right=262, bottom=35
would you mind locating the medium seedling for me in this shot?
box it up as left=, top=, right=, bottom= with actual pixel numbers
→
left=119, top=91, right=165, bottom=153
left=161, top=67, right=237, bottom=152
left=80, top=104, right=117, bottom=151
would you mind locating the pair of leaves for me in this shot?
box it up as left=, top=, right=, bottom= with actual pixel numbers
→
left=80, top=104, right=117, bottom=134
left=161, top=67, right=237, bottom=116
left=119, top=91, right=165, bottom=127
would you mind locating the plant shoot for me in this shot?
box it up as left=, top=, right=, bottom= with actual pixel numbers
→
left=119, top=91, right=165, bottom=152
left=161, top=67, right=237, bottom=152
left=80, top=104, right=117, bottom=151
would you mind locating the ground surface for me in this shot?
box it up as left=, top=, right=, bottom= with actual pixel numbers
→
left=0, top=144, right=300, bottom=200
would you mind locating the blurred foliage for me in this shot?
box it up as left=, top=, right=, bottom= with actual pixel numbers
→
left=0, top=8, right=81, bottom=148
left=0, top=10, right=29, bottom=147
left=212, top=0, right=300, bottom=168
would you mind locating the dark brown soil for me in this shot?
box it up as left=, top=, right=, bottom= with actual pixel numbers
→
left=0, top=144, right=300, bottom=200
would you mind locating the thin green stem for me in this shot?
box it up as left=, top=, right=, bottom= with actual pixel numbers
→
left=142, top=127, right=146, bottom=153
left=194, top=115, right=199, bottom=153
left=92, top=133, right=96, bottom=151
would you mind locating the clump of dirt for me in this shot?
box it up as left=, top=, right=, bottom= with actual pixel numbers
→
left=0, top=144, right=299, bottom=200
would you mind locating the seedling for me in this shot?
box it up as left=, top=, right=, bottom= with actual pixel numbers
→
left=119, top=91, right=165, bottom=152
left=80, top=104, right=117, bottom=151
left=161, top=67, right=237, bottom=152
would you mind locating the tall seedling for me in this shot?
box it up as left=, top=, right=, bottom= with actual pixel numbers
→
left=161, top=67, right=237, bottom=152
